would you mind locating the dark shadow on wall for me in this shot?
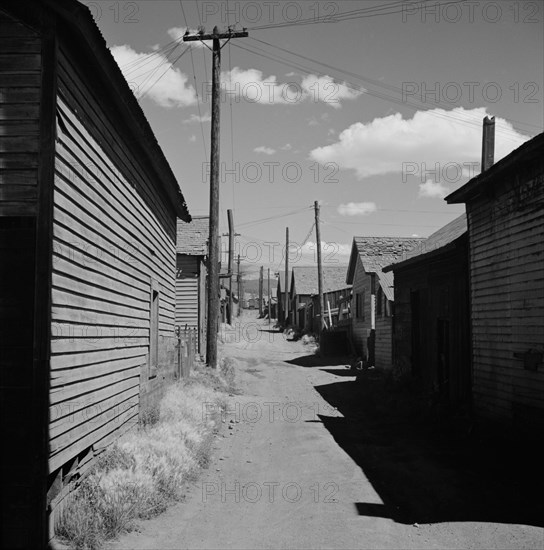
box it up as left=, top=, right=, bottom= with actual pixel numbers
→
left=313, top=370, right=543, bottom=528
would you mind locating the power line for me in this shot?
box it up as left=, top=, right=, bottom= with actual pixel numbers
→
left=180, top=1, right=208, bottom=162
left=235, top=40, right=532, bottom=141
left=246, top=0, right=464, bottom=30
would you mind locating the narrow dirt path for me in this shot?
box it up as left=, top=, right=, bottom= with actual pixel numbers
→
left=110, top=313, right=543, bottom=550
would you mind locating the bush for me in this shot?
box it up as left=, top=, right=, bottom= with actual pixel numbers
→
left=55, top=366, right=232, bottom=549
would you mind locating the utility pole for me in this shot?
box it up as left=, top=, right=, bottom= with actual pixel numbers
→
left=184, top=27, right=248, bottom=368
left=314, top=201, right=324, bottom=335
left=227, top=209, right=234, bottom=325
left=284, top=227, right=289, bottom=326
left=268, top=267, right=271, bottom=326
left=259, top=266, right=263, bottom=316
left=237, top=254, right=241, bottom=317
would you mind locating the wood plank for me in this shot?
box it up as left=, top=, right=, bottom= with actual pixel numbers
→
left=50, top=365, right=140, bottom=405
left=50, top=382, right=139, bottom=437
left=0, top=184, right=37, bottom=201
left=48, top=406, right=139, bottom=473
left=0, top=54, right=41, bottom=72
left=55, top=141, right=175, bottom=266
left=0, top=87, right=40, bottom=102
left=50, top=355, right=145, bottom=387
left=0, top=37, right=41, bottom=53
left=50, top=390, right=139, bottom=454
left=50, top=345, right=147, bottom=371
left=0, top=169, right=38, bottom=185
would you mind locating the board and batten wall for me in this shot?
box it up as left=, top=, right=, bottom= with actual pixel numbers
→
left=467, top=166, right=544, bottom=430
left=49, top=42, right=178, bottom=496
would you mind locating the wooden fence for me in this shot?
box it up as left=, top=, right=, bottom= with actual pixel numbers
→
left=176, top=326, right=197, bottom=378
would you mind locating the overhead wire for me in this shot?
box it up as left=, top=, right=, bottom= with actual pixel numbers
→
left=233, top=40, right=532, bottom=141
left=180, top=0, right=208, bottom=162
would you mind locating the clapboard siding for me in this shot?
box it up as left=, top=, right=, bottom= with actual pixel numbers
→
left=0, top=10, right=41, bottom=216
left=48, top=44, right=178, bottom=477
left=467, top=160, right=544, bottom=427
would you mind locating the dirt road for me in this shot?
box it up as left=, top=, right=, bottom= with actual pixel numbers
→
left=110, top=313, right=543, bottom=550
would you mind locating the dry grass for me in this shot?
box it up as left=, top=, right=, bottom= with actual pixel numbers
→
left=55, top=366, right=234, bottom=549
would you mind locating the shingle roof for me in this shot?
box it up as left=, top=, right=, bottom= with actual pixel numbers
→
left=346, top=237, right=425, bottom=283
left=176, top=216, right=208, bottom=255
left=292, top=266, right=351, bottom=296
left=384, top=214, right=467, bottom=272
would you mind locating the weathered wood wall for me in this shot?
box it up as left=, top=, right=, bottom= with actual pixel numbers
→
left=0, top=10, right=41, bottom=215
left=49, top=41, right=178, bottom=488
left=392, top=239, right=471, bottom=409
left=0, top=9, right=51, bottom=547
left=467, top=163, right=544, bottom=430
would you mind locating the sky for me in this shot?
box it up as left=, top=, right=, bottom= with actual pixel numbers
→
left=88, top=0, right=543, bottom=277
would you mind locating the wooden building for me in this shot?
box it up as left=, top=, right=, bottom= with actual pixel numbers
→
left=310, top=285, right=352, bottom=331
left=0, top=0, right=190, bottom=545
left=290, top=266, right=349, bottom=332
left=346, top=237, right=423, bottom=369
left=446, top=132, right=544, bottom=434
left=176, top=216, right=208, bottom=356
left=384, top=215, right=471, bottom=411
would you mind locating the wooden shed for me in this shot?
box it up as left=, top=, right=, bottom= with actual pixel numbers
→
left=176, top=216, right=208, bottom=356
left=0, top=0, right=190, bottom=545
left=346, top=237, right=424, bottom=369
left=383, top=215, right=471, bottom=411
left=446, top=132, right=544, bottom=434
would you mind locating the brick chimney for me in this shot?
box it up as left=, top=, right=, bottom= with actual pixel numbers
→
left=481, top=115, right=495, bottom=172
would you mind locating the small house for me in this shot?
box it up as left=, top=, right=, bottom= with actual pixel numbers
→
left=446, top=132, right=544, bottom=434
left=290, top=266, right=349, bottom=332
left=0, top=0, right=190, bottom=544
left=176, top=216, right=208, bottom=356
left=384, top=215, right=471, bottom=411
left=346, top=237, right=424, bottom=368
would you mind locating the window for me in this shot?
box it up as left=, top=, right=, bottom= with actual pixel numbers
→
left=377, top=287, right=383, bottom=316
left=149, top=281, right=159, bottom=378
left=356, top=291, right=365, bottom=320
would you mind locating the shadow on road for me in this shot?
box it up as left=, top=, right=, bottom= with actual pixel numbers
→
left=291, top=353, right=543, bottom=528
left=285, top=354, right=352, bottom=368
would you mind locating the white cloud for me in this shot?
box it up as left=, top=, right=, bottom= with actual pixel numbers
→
left=280, top=143, right=292, bottom=151
left=254, top=146, right=276, bottom=155
left=337, top=202, right=377, bottom=216
left=167, top=27, right=205, bottom=47
left=189, top=135, right=197, bottom=142
left=220, top=68, right=364, bottom=107
left=301, top=74, right=364, bottom=109
left=183, top=113, right=211, bottom=124
left=310, top=107, right=530, bottom=180
left=111, top=44, right=196, bottom=108
left=418, top=179, right=450, bottom=199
